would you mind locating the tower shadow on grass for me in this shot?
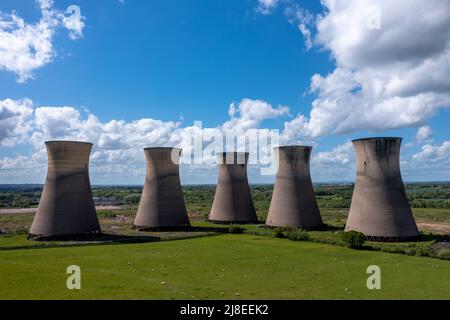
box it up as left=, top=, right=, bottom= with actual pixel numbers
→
left=263, top=223, right=344, bottom=232
left=134, top=226, right=231, bottom=233
left=28, top=233, right=161, bottom=243
left=418, top=233, right=450, bottom=242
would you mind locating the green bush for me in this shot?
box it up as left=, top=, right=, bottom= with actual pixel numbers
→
left=286, top=230, right=310, bottom=242
left=98, top=210, right=118, bottom=218
left=381, top=246, right=406, bottom=254
left=273, top=227, right=286, bottom=239
left=404, top=248, right=417, bottom=256
left=14, top=226, right=29, bottom=235
left=228, top=226, right=244, bottom=234
left=416, top=247, right=434, bottom=257
left=341, top=231, right=366, bottom=249
left=123, top=194, right=141, bottom=205
left=436, top=249, right=450, bottom=260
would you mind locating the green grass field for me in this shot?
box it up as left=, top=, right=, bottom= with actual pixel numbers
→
left=1, top=184, right=449, bottom=300
left=1, top=234, right=449, bottom=300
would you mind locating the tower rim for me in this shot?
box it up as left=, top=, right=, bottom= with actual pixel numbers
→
left=143, top=147, right=182, bottom=151
left=45, top=140, right=93, bottom=146
left=352, top=137, right=402, bottom=143
left=275, top=145, right=313, bottom=150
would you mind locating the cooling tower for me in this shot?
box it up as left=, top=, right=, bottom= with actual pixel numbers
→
left=345, top=137, right=419, bottom=241
left=134, top=148, right=190, bottom=230
left=266, top=146, right=323, bottom=229
left=29, top=141, right=101, bottom=239
left=209, top=152, right=258, bottom=224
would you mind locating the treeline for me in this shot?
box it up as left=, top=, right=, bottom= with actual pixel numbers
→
left=0, top=192, right=41, bottom=208
left=409, top=199, right=450, bottom=209
left=0, top=184, right=449, bottom=209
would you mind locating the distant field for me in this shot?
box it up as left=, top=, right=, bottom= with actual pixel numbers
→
left=1, top=234, right=449, bottom=300
left=0, top=183, right=449, bottom=300
left=2, top=183, right=449, bottom=211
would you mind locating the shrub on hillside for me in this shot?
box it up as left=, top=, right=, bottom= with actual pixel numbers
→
left=123, top=194, right=141, bottom=205
left=273, top=227, right=286, bottom=239
left=98, top=210, right=117, bottom=218
left=228, top=226, right=244, bottom=234
left=342, top=231, right=366, bottom=249
left=14, top=226, right=29, bottom=235
left=415, top=247, right=434, bottom=257
left=404, top=248, right=417, bottom=256
left=286, top=230, right=310, bottom=242
left=381, top=246, right=406, bottom=254
left=436, top=249, right=450, bottom=260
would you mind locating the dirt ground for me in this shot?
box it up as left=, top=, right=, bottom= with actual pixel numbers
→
left=0, top=206, right=126, bottom=215
left=417, top=222, right=450, bottom=235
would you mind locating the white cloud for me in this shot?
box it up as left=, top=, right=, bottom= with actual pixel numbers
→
left=416, top=125, right=433, bottom=142
left=257, top=0, right=279, bottom=15
left=279, top=114, right=309, bottom=145
left=222, top=98, right=289, bottom=132
left=0, top=0, right=85, bottom=82
left=0, top=155, right=38, bottom=170
left=62, top=5, right=85, bottom=40
left=263, top=0, right=450, bottom=139
left=313, top=141, right=354, bottom=166
left=310, top=141, right=356, bottom=182
left=315, top=0, right=450, bottom=71
left=413, top=141, right=450, bottom=163
left=404, top=141, right=450, bottom=179
left=0, top=97, right=307, bottom=183
left=0, top=98, right=34, bottom=147
left=1, top=97, right=448, bottom=182
left=299, top=23, right=313, bottom=50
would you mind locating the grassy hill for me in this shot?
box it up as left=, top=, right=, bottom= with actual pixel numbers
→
left=0, top=234, right=449, bottom=300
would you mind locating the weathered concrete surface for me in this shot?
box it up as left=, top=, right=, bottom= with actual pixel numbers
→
left=345, top=138, right=419, bottom=240
left=266, top=146, right=323, bottom=229
left=209, top=152, right=258, bottom=223
left=29, top=141, right=101, bottom=238
left=134, top=148, right=190, bottom=229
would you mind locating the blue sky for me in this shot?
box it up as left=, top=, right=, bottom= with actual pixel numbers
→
left=2, top=0, right=329, bottom=123
left=1, top=0, right=449, bottom=184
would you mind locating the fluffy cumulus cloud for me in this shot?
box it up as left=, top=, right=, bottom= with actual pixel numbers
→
left=310, top=141, right=356, bottom=181
left=257, top=0, right=280, bottom=15
left=404, top=140, right=450, bottom=179
left=313, top=141, right=353, bottom=166
left=223, top=98, right=289, bottom=132
left=0, top=0, right=85, bottom=82
left=63, top=5, right=85, bottom=40
left=259, top=0, right=450, bottom=139
left=1, top=97, right=448, bottom=183
left=3, top=1, right=450, bottom=182
left=0, top=98, right=34, bottom=147
left=0, top=98, right=293, bottom=182
left=416, top=126, right=433, bottom=142
left=413, top=141, right=450, bottom=163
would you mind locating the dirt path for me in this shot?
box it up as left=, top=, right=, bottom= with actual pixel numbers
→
left=0, top=206, right=126, bottom=215
left=417, top=222, right=450, bottom=235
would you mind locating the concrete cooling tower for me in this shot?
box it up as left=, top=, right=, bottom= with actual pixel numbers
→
left=29, top=141, right=101, bottom=240
left=209, top=152, right=258, bottom=224
left=345, top=137, right=419, bottom=241
left=266, top=146, right=323, bottom=229
left=134, top=148, right=190, bottom=230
